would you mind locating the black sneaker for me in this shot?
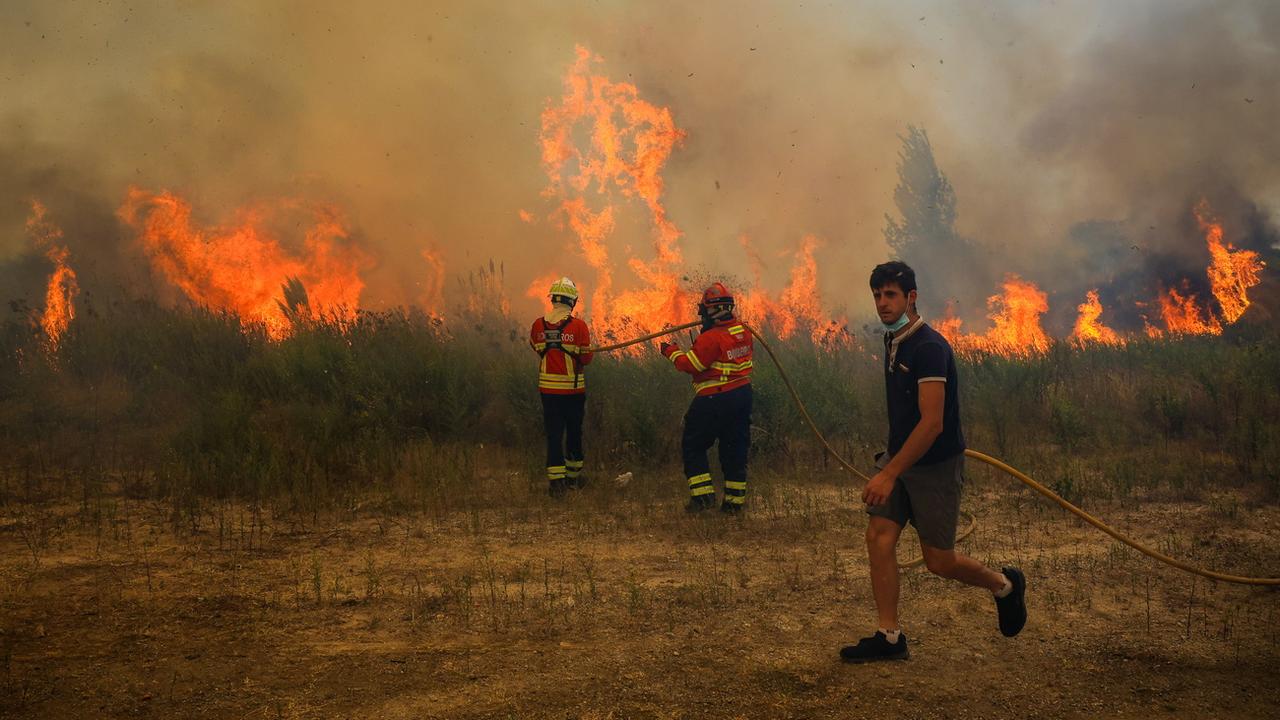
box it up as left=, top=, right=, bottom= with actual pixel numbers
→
left=548, top=478, right=568, bottom=499
left=839, top=631, right=909, bottom=663
left=684, top=495, right=716, bottom=514
left=719, top=501, right=743, bottom=516
left=995, top=567, right=1027, bottom=637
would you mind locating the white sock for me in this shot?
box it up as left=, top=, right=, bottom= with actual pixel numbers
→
left=878, top=627, right=901, bottom=643
left=994, top=574, right=1013, bottom=598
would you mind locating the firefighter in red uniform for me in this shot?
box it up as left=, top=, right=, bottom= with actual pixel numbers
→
left=530, top=277, right=594, bottom=497
left=660, top=283, right=754, bottom=514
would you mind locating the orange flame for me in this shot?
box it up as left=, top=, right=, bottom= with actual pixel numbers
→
left=525, top=272, right=564, bottom=312
left=1195, top=200, right=1264, bottom=324
left=938, top=275, right=1050, bottom=357
left=117, top=188, right=370, bottom=339
left=1151, top=283, right=1222, bottom=336
left=933, top=301, right=965, bottom=344
left=530, top=47, right=856, bottom=351
left=1142, top=201, right=1262, bottom=337
left=26, top=200, right=80, bottom=348
left=540, top=46, right=691, bottom=343
left=1070, top=290, right=1123, bottom=346
left=737, top=235, right=852, bottom=347
left=420, top=248, right=446, bottom=320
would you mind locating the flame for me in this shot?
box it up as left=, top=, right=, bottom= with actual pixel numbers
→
left=1141, top=201, right=1263, bottom=337
left=737, top=235, right=852, bottom=347
left=525, top=272, right=563, bottom=312
left=1152, top=283, right=1222, bottom=336
left=933, top=301, right=965, bottom=343
left=540, top=46, right=691, bottom=344
left=1070, top=290, right=1123, bottom=346
left=938, top=275, right=1050, bottom=357
left=530, top=47, right=858, bottom=351
left=1195, top=200, right=1264, bottom=324
left=420, top=248, right=446, bottom=320
left=560, top=198, right=616, bottom=323
left=25, top=200, right=80, bottom=348
left=117, top=188, right=370, bottom=339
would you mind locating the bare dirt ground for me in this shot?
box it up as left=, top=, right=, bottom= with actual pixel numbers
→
left=3, top=467, right=1279, bottom=719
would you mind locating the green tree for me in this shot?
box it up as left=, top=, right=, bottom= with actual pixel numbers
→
left=882, top=126, right=991, bottom=318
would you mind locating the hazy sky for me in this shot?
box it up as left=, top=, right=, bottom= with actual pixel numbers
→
left=2, top=0, right=1275, bottom=322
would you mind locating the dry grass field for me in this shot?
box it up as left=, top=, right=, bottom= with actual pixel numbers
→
left=4, top=453, right=1278, bottom=719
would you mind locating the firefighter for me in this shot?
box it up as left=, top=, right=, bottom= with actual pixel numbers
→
left=659, top=283, right=754, bottom=514
left=529, top=277, right=593, bottom=497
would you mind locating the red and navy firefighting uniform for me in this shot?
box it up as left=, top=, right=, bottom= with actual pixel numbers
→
left=661, top=319, right=754, bottom=506
left=530, top=315, right=593, bottom=486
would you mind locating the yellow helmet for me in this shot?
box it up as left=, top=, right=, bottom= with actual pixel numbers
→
left=549, top=276, right=579, bottom=306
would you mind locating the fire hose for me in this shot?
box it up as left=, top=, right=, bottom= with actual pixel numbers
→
left=588, top=321, right=1280, bottom=586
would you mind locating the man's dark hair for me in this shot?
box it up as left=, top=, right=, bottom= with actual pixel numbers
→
left=869, top=261, right=917, bottom=294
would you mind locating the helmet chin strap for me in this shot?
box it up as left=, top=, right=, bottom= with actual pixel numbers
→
left=699, top=304, right=733, bottom=329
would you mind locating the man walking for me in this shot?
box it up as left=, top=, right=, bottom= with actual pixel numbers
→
left=841, top=261, right=1027, bottom=662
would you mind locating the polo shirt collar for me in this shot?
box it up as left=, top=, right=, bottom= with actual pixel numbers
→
left=885, top=316, right=925, bottom=368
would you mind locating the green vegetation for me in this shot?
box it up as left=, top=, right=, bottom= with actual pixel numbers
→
left=2, top=300, right=1278, bottom=513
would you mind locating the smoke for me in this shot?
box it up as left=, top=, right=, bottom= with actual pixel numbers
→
left=0, top=0, right=1276, bottom=326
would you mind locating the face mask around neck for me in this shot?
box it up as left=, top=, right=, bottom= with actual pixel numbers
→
left=882, top=313, right=911, bottom=333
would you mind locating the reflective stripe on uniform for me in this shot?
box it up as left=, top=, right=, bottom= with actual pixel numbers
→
left=724, top=480, right=747, bottom=503
left=692, top=378, right=730, bottom=393
left=688, top=473, right=715, bottom=496
left=692, top=376, right=751, bottom=393
left=547, top=465, right=567, bottom=480
left=539, top=369, right=584, bottom=388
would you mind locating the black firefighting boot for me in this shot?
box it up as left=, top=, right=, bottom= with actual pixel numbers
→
left=565, top=459, right=586, bottom=489
left=686, top=473, right=715, bottom=513
left=684, top=494, right=716, bottom=514
left=721, top=479, right=746, bottom=515
left=547, top=465, right=568, bottom=498
left=548, top=478, right=569, bottom=498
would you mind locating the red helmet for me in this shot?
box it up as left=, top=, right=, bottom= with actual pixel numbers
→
left=699, top=282, right=735, bottom=322
left=701, top=282, right=734, bottom=307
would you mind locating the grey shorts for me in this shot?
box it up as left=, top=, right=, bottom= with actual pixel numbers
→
left=866, top=451, right=964, bottom=550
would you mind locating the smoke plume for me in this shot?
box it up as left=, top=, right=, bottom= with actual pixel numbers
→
left=1, top=0, right=1276, bottom=330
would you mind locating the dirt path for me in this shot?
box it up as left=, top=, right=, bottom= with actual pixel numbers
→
left=3, top=476, right=1278, bottom=718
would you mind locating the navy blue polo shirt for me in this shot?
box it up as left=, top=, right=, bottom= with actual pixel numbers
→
left=883, top=320, right=965, bottom=465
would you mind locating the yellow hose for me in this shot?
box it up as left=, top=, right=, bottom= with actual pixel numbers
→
left=591, top=319, right=1280, bottom=586
left=962, top=449, right=1280, bottom=586
left=588, top=320, right=702, bottom=354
